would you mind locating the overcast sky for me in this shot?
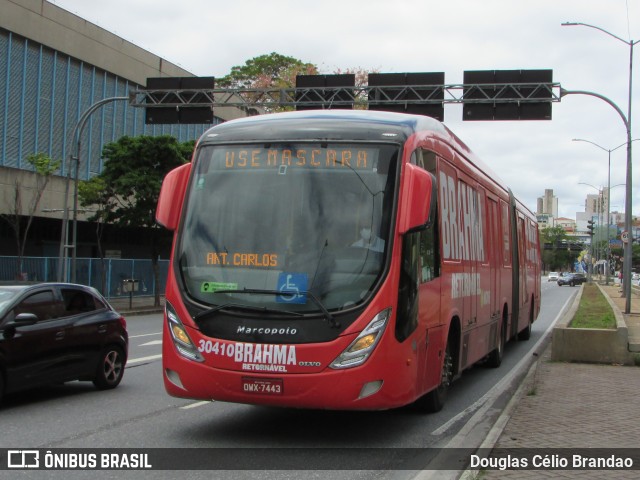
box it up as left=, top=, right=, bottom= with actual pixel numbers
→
left=49, top=0, right=639, bottom=222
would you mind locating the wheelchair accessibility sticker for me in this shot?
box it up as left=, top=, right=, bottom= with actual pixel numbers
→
left=276, top=273, right=308, bottom=304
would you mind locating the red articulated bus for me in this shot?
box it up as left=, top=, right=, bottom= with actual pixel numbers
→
left=156, top=110, right=541, bottom=411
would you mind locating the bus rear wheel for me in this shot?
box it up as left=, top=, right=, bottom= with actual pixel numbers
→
left=486, top=318, right=506, bottom=368
left=518, top=304, right=534, bottom=341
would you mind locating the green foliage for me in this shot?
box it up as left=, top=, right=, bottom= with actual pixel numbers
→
left=27, top=152, right=61, bottom=175
left=570, top=283, right=616, bottom=329
left=80, top=135, right=192, bottom=228
left=217, top=52, right=318, bottom=113
left=78, top=135, right=191, bottom=305
left=540, top=225, right=579, bottom=271
left=218, top=52, right=318, bottom=89
left=609, top=243, right=640, bottom=272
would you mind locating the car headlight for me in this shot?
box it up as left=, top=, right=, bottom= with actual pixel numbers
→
left=166, top=302, right=204, bottom=362
left=330, top=308, right=391, bottom=369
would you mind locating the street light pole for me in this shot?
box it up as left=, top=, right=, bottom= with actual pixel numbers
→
left=572, top=139, right=638, bottom=285
left=578, top=182, right=602, bottom=279
left=58, top=96, right=129, bottom=283
left=562, top=22, right=640, bottom=314
left=562, top=21, right=637, bottom=313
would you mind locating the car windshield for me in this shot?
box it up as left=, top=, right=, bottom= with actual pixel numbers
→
left=0, top=286, right=28, bottom=316
left=177, top=142, right=399, bottom=314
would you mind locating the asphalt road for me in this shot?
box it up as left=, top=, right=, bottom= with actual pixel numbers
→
left=0, top=280, right=576, bottom=479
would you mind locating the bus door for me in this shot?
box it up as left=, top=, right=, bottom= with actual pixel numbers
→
left=486, top=195, right=500, bottom=324
left=516, top=214, right=528, bottom=335
left=416, top=150, right=443, bottom=394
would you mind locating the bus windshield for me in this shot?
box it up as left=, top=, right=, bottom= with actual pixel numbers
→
left=177, top=142, right=399, bottom=315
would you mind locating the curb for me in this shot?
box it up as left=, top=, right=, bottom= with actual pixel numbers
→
left=459, top=352, right=543, bottom=480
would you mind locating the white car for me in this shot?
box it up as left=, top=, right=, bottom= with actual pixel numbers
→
left=548, top=272, right=559, bottom=282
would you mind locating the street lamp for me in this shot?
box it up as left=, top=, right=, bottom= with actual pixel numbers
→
left=57, top=96, right=128, bottom=283
left=578, top=182, right=603, bottom=279
left=562, top=22, right=637, bottom=313
left=572, top=139, right=638, bottom=286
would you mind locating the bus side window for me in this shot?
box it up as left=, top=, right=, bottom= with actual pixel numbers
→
left=419, top=149, right=440, bottom=283
left=421, top=150, right=437, bottom=175
left=420, top=222, right=440, bottom=283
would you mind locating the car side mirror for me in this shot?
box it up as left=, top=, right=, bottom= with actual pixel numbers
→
left=14, top=313, right=38, bottom=326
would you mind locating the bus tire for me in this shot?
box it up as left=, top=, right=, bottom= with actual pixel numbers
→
left=518, top=303, right=534, bottom=341
left=416, top=339, right=453, bottom=413
left=486, top=315, right=506, bottom=368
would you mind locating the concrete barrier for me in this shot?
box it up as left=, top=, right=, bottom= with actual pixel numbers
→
left=551, top=284, right=634, bottom=365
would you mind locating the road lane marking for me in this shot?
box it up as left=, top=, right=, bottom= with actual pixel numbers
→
left=140, top=340, right=162, bottom=346
left=127, top=354, right=162, bottom=365
left=180, top=401, right=213, bottom=410
left=129, top=332, right=162, bottom=338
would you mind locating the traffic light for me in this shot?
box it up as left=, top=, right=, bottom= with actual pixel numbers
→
left=587, top=220, right=595, bottom=236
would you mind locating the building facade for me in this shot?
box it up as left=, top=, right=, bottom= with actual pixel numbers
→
left=536, top=188, right=558, bottom=220
left=1, top=0, right=243, bottom=260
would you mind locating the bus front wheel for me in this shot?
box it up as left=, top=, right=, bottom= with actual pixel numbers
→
left=416, top=340, right=453, bottom=413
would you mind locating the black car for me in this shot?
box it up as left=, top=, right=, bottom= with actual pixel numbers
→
left=557, top=273, right=587, bottom=287
left=0, top=283, right=128, bottom=402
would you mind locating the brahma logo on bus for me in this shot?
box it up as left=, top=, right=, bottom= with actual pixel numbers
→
left=197, top=340, right=297, bottom=373
left=439, top=171, right=486, bottom=262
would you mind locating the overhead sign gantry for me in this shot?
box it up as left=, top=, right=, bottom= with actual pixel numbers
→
left=134, top=69, right=559, bottom=124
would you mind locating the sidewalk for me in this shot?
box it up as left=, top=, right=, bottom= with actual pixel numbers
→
left=480, top=284, right=640, bottom=479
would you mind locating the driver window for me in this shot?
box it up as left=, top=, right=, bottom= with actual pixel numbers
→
left=14, top=290, right=57, bottom=321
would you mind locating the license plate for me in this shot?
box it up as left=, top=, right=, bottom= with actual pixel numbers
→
left=241, top=377, right=283, bottom=395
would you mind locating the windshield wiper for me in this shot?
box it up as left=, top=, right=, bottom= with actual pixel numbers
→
left=195, top=302, right=304, bottom=322
left=208, top=288, right=340, bottom=328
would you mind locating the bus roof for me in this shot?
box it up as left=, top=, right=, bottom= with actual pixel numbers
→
left=200, top=110, right=447, bottom=144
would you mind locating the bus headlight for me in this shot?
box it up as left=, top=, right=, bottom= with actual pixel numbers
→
left=166, top=302, right=204, bottom=362
left=330, top=308, right=391, bottom=369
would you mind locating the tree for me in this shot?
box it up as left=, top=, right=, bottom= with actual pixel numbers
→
left=540, top=225, right=579, bottom=272
left=1, top=153, right=60, bottom=278
left=218, top=52, right=318, bottom=89
left=218, top=53, right=382, bottom=112
left=333, top=66, right=380, bottom=109
left=218, top=52, right=318, bottom=112
left=79, top=136, right=193, bottom=305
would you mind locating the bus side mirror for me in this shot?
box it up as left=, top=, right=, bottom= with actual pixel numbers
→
left=398, top=163, right=433, bottom=234
left=156, top=163, right=192, bottom=231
